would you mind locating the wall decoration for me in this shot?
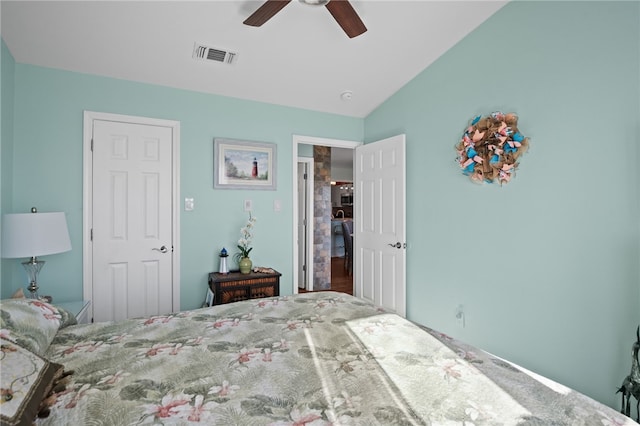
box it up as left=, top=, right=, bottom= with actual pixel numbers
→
left=455, top=112, right=529, bottom=184
left=214, top=138, right=277, bottom=190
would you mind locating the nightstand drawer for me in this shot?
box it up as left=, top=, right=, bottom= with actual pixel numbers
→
left=208, top=271, right=280, bottom=305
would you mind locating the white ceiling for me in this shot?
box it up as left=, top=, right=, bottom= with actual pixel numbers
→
left=1, top=1, right=506, bottom=118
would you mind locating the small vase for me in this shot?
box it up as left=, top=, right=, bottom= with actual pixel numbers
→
left=239, top=257, right=252, bottom=274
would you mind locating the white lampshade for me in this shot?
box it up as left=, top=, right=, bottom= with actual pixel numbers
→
left=1, top=212, right=72, bottom=259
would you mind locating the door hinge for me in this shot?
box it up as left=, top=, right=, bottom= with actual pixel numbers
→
left=91, top=138, right=94, bottom=151
left=303, top=173, right=307, bottom=180
left=90, top=228, right=93, bottom=241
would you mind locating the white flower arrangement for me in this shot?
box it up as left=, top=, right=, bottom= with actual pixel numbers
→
left=235, top=213, right=256, bottom=261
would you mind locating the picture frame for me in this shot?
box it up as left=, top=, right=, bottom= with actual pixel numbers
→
left=204, top=288, right=214, bottom=307
left=213, top=138, right=277, bottom=190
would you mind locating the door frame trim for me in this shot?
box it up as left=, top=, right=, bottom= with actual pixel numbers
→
left=82, top=111, right=181, bottom=320
left=291, top=134, right=362, bottom=295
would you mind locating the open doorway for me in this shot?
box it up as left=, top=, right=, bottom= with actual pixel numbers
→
left=291, top=135, right=362, bottom=295
left=298, top=146, right=354, bottom=295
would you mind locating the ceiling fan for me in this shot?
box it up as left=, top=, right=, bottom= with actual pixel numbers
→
left=243, top=0, right=367, bottom=39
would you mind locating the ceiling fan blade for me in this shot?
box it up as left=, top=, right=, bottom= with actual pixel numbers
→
left=243, top=0, right=292, bottom=27
left=325, top=0, right=367, bottom=38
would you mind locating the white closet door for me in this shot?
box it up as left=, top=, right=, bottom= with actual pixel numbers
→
left=92, top=119, right=174, bottom=322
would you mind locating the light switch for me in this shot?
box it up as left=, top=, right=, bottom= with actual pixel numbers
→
left=274, top=199, right=281, bottom=212
left=185, top=197, right=194, bottom=211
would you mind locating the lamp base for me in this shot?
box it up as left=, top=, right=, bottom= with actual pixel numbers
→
left=22, top=257, right=45, bottom=300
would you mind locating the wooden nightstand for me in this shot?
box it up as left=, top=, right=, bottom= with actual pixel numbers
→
left=208, top=270, right=281, bottom=305
left=57, top=300, right=91, bottom=324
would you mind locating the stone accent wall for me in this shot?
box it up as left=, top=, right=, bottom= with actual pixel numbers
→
left=313, top=146, right=331, bottom=290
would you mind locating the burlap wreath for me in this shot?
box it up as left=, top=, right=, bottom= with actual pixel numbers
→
left=455, top=112, right=529, bottom=184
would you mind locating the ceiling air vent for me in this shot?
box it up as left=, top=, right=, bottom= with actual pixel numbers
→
left=193, top=43, right=237, bottom=65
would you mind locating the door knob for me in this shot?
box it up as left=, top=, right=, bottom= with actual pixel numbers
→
left=153, top=245, right=168, bottom=253
left=388, top=242, right=402, bottom=249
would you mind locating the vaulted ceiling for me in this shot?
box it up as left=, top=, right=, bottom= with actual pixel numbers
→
left=1, top=1, right=507, bottom=118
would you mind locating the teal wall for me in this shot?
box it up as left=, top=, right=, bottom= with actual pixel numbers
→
left=1, top=40, right=15, bottom=286
left=365, top=0, right=640, bottom=409
left=1, top=62, right=363, bottom=309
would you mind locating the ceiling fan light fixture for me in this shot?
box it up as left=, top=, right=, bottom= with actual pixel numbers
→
left=299, top=0, right=330, bottom=6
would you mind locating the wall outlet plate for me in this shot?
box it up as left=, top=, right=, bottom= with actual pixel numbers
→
left=455, top=305, right=465, bottom=328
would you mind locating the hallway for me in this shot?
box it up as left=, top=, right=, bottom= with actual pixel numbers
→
left=299, top=257, right=353, bottom=295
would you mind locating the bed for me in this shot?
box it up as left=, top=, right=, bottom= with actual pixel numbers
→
left=1, top=292, right=637, bottom=425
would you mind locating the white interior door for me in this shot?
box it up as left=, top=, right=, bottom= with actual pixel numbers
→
left=91, top=119, right=174, bottom=322
left=354, top=134, right=406, bottom=317
left=297, top=160, right=313, bottom=290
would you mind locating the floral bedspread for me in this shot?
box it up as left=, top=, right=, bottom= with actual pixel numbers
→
left=39, top=292, right=636, bottom=425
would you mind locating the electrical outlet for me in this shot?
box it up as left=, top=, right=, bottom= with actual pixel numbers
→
left=243, top=199, right=252, bottom=212
left=455, top=305, right=465, bottom=328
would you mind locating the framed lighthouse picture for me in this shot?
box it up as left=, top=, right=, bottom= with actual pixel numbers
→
left=214, top=138, right=277, bottom=190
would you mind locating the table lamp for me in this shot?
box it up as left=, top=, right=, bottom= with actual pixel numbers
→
left=1, top=208, right=72, bottom=299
